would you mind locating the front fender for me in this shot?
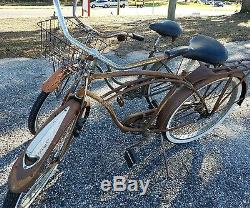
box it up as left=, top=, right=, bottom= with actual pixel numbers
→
left=42, top=68, right=65, bottom=93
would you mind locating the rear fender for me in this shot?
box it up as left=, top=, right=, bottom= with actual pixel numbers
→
left=186, top=65, right=248, bottom=105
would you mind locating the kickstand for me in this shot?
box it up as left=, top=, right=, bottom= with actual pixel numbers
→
left=160, top=136, right=171, bottom=180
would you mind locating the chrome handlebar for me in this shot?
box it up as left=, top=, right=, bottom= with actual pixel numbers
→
left=53, top=0, right=162, bottom=70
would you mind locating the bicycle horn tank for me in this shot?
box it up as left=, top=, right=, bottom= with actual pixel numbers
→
left=8, top=99, right=81, bottom=193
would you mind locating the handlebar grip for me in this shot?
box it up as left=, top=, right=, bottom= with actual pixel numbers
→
left=131, top=33, right=144, bottom=41
left=117, top=34, right=126, bottom=42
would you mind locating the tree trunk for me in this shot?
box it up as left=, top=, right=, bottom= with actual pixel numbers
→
left=167, top=0, right=177, bottom=20
left=117, top=0, right=120, bottom=15
left=73, top=0, right=78, bottom=16
left=241, top=0, right=250, bottom=12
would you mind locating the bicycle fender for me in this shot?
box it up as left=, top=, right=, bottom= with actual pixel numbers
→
left=42, top=68, right=65, bottom=93
left=8, top=99, right=81, bottom=193
left=185, top=65, right=247, bottom=105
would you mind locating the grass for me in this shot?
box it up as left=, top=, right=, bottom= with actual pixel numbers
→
left=0, top=13, right=249, bottom=59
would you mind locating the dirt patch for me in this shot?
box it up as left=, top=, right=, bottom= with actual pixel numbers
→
left=0, top=13, right=249, bottom=59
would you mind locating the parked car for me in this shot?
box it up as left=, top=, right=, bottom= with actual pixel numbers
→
left=128, top=0, right=144, bottom=7
left=223, top=1, right=233, bottom=5
left=109, top=0, right=128, bottom=8
left=214, top=1, right=224, bottom=7
left=206, top=0, right=224, bottom=6
left=136, top=1, right=144, bottom=8
left=90, top=0, right=110, bottom=8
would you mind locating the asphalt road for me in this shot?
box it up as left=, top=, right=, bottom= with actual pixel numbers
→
left=0, top=5, right=236, bottom=18
left=0, top=41, right=249, bottom=207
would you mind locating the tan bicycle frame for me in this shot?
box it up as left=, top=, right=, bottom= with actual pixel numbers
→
left=77, top=66, right=247, bottom=134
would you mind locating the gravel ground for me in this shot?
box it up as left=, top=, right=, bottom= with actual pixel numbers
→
left=0, top=41, right=250, bottom=207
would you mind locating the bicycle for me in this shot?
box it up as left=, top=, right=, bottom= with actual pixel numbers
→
left=28, top=15, right=184, bottom=135
left=3, top=0, right=249, bottom=207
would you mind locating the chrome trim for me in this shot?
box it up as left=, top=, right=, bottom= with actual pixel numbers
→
left=24, top=107, right=70, bottom=169
left=17, top=163, right=59, bottom=208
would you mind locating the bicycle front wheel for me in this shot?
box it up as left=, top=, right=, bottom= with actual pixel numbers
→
left=5, top=99, right=82, bottom=207
left=158, top=75, right=243, bottom=143
left=28, top=90, right=70, bottom=135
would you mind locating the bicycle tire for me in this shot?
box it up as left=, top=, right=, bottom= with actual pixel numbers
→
left=54, top=74, right=71, bottom=97
left=157, top=71, right=245, bottom=143
left=6, top=99, right=82, bottom=207
left=28, top=72, right=82, bottom=135
left=2, top=191, right=21, bottom=208
left=28, top=91, right=49, bottom=135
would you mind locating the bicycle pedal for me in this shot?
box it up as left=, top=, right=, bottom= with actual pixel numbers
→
left=124, top=149, right=138, bottom=168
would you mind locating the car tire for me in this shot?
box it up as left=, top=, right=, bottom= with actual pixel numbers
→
left=91, top=4, right=95, bottom=8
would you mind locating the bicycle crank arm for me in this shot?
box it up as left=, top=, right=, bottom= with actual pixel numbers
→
left=124, top=148, right=139, bottom=168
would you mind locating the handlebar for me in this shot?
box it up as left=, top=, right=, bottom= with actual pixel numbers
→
left=98, top=32, right=144, bottom=42
left=74, top=16, right=144, bottom=42
left=53, top=0, right=162, bottom=70
left=130, top=33, right=145, bottom=41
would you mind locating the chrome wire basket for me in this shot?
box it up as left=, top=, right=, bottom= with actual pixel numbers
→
left=38, top=16, right=108, bottom=69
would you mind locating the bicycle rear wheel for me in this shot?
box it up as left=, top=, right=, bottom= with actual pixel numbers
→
left=145, top=58, right=200, bottom=108
left=158, top=74, right=243, bottom=143
left=4, top=99, right=82, bottom=207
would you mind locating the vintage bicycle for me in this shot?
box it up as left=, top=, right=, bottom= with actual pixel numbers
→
left=3, top=0, right=250, bottom=207
left=28, top=15, right=184, bottom=135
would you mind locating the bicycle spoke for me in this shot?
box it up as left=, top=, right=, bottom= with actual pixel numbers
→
left=149, top=87, right=172, bottom=97
left=211, top=77, right=232, bottom=113
left=172, top=110, right=198, bottom=123
left=203, top=81, right=224, bottom=99
left=173, top=105, right=196, bottom=116
left=150, top=83, right=172, bottom=93
left=202, top=84, right=212, bottom=98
